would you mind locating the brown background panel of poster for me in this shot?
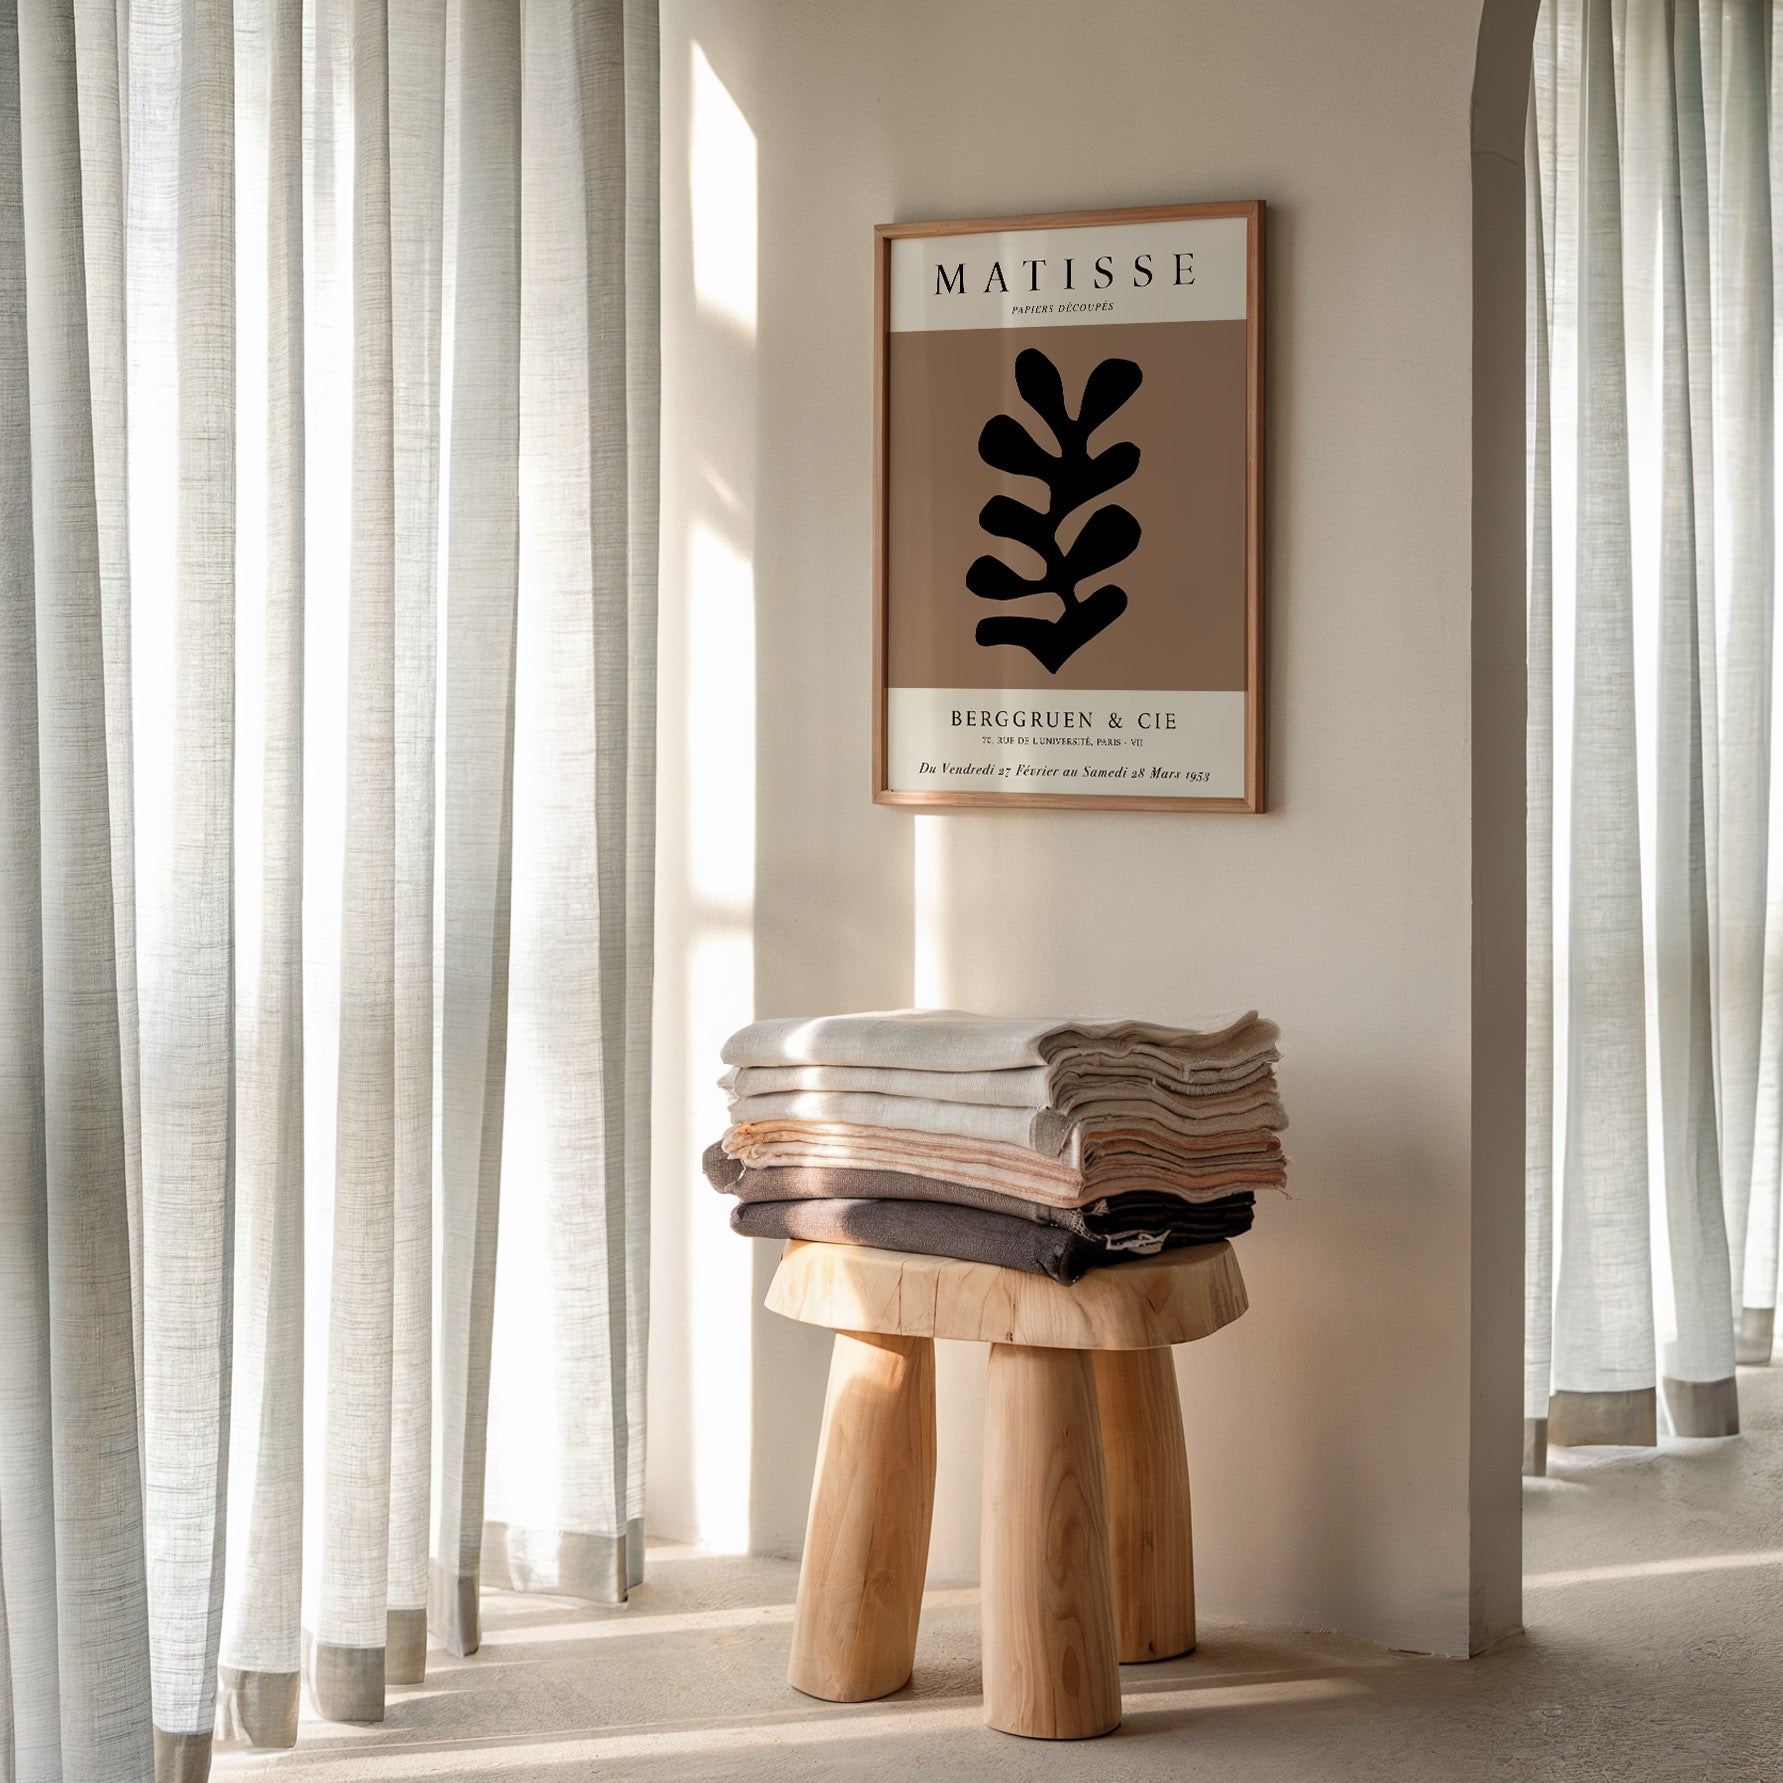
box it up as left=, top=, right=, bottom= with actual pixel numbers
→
left=885, top=318, right=1248, bottom=694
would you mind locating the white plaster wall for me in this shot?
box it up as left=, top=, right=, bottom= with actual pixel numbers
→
left=650, top=0, right=1523, bottom=1658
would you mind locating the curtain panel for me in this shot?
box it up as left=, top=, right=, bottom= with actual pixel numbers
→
left=0, top=1, right=658, bottom=1777
left=1527, top=0, right=1777, bottom=1463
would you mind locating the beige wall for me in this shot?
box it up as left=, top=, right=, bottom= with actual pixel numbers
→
left=650, top=0, right=1530, bottom=1658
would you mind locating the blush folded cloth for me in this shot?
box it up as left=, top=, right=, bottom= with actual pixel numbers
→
left=720, top=1119, right=1286, bottom=1206
left=703, top=1143, right=1257, bottom=1254
left=720, top=1082, right=1287, bottom=1159
left=728, top=1195, right=1252, bottom=1285
left=720, top=1008, right=1279, bottom=1078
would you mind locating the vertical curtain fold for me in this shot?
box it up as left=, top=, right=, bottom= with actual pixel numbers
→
left=384, top=0, right=444, bottom=1694
left=0, top=8, right=77, bottom=1776
left=1529, top=0, right=1780, bottom=1455
left=481, top=0, right=654, bottom=1605
left=429, top=0, right=520, bottom=1663
left=1721, top=1, right=1779, bottom=1351
left=18, top=0, right=154, bottom=1775
left=216, top=0, right=306, bottom=1751
left=1550, top=0, right=1659, bottom=1448
left=1713, top=0, right=1776, bottom=1358
left=618, top=0, right=659, bottom=1590
left=132, top=0, right=240, bottom=1768
left=71, top=0, right=145, bottom=1458
left=0, top=0, right=656, bottom=1773
left=1630, top=0, right=1738, bottom=1437
left=1526, top=76, right=1557, bottom=1470
left=303, top=0, right=399, bottom=1726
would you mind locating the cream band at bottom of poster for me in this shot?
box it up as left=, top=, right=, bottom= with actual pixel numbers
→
left=886, top=688, right=1246, bottom=798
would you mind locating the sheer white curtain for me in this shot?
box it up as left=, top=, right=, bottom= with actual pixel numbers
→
left=0, top=1, right=657, bottom=1777
left=1527, top=0, right=1777, bottom=1466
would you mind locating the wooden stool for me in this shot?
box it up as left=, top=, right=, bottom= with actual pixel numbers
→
left=766, top=1239, right=1248, bottom=1740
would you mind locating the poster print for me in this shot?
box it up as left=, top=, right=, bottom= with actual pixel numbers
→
left=871, top=202, right=1264, bottom=811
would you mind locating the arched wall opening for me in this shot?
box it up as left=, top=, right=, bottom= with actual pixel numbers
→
left=1471, top=0, right=1543, bottom=1654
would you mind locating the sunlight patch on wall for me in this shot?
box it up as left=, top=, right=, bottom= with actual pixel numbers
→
left=914, top=815, right=948, bottom=1006
left=688, top=525, right=756, bottom=905
left=691, top=45, right=756, bottom=337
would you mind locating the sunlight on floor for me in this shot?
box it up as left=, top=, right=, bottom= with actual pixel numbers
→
left=1525, top=1547, right=1783, bottom=1589
left=218, top=1359, right=1783, bottom=1780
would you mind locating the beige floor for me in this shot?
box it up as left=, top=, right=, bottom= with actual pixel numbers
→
left=218, top=1363, right=1783, bottom=1782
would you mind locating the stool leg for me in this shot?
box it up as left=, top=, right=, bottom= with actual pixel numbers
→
left=981, top=1343, right=1120, bottom=1739
left=1094, top=1348, right=1195, bottom=1662
left=789, top=1330, right=936, bottom=1701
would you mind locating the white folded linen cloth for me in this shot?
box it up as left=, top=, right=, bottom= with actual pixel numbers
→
left=720, top=1008, right=1277, bottom=1077
left=721, top=1084, right=1287, bottom=1159
left=727, top=1091, right=1073, bottom=1154
left=719, top=1062, right=1054, bottom=1106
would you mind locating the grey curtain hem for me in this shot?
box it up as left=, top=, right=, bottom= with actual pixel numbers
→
left=386, top=1608, right=427, bottom=1686
left=1548, top=1387, right=1657, bottom=1447
left=153, top=1727, right=213, bottom=1783
left=213, top=1666, right=299, bottom=1750
left=1522, top=1417, right=1549, bottom=1476
left=480, top=1515, right=640, bottom=1606
left=1660, top=1374, right=1740, bottom=1437
left=302, top=1633, right=386, bottom=1724
left=1736, top=1306, right=1775, bottom=1365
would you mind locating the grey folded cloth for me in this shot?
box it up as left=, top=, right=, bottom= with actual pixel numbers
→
left=703, top=1144, right=1255, bottom=1257
left=729, top=1195, right=1250, bottom=1285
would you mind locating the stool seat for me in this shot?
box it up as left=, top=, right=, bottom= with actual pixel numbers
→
left=766, top=1237, right=1247, bottom=1349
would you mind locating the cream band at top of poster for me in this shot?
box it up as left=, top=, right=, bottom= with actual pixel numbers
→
left=883, top=213, right=1253, bottom=801
left=889, top=217, right=1248, bottom=332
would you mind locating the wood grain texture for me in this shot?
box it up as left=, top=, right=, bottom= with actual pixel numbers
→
left=766, top=1238, right=1247, bottom=1350
left=981, top=1343, right=1121, bottom=1739
left=788, top=1331, right=937, bottom=1702
left=1093, top=1348, right=1195, bottom=1661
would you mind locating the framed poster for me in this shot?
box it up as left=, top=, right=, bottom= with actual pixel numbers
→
left=872, top=201, right=1264, bottom=812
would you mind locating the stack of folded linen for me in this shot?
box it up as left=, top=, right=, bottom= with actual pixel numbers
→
left=705, top=1009, right=1287, bottom=1285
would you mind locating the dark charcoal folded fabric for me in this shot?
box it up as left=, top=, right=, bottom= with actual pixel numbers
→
left=1074, top=1188, right=1255, bottom=1247
left=728, top=1195, right=1251, bottom=1285
left=703, top=1142, right=1254, bottom=1253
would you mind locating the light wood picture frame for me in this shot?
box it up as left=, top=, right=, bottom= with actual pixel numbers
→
left=871, top=200, right=1265, bottom=812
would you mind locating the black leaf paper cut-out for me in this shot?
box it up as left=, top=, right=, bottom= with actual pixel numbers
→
left=966, top=347, right=1143, bottom=673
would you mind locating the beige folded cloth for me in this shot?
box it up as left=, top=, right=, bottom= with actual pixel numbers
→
left=722, top=1119, right=1287, bottom=1208
left=720, top=1008, right=1279, bottom=1077
left=718, top=1053, right=1281, bottom=1105
left=1046, top=1057, right=1280, bottom=1106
